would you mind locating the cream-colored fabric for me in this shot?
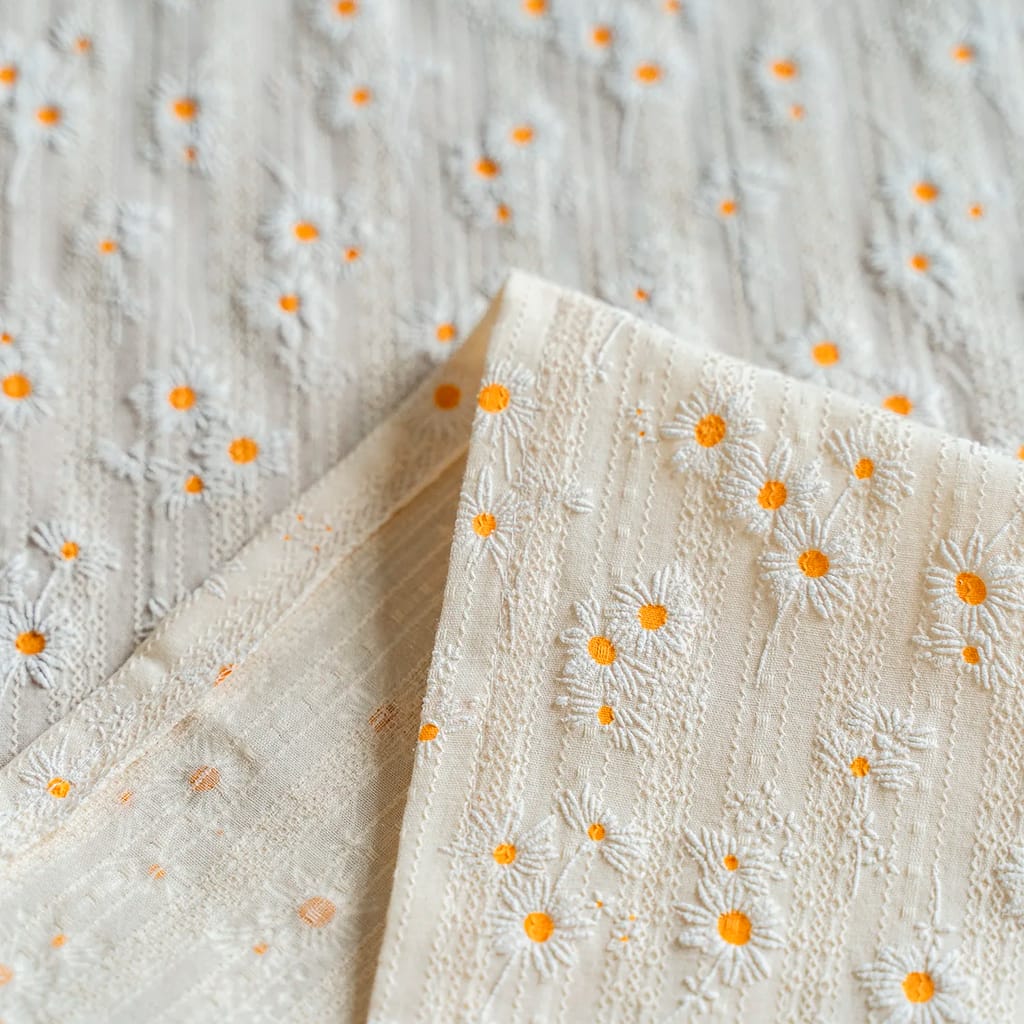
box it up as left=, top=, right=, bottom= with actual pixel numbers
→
left=4, top=273, right=1024, bottom=1023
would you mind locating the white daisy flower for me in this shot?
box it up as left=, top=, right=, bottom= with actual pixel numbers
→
left=317, top=57, right=393, bottom=134
left=561, top=600, right=653, bottom=698
left=748, top=38, right=817, bottom=125
left=682, top=826, right=776, bottom=897
left=915, top=621, right=1016, bottom=692
left=240, top=268, right=329, bottom=349
left=485, top=99, right=564, bottom=167
left=456, top=469, right=521, bottom=570
left=855, top=944, right=969, bottom=1023
left=128, top=358, right=228, bottom=436
left=73, top=198, right=168, bottom=268
left=17, top=738, right=81, bottom=813
left=925, top=532, right=1024, bottom=635
left=661, top=384, right=764, bottom=481
left=554, top=679, right=655, bottom=754
left=401, top=290, right=479, bottom=357
left=867, top=228, right=958, bottom=307
left=49, top=12, right=105, bottom=69
left=473, top=359, right=538, bottom=474
left=490, top=875, right=594, bottom=979
left=304, top=0, right=381, bottom=46
left=881, top=154, right=953, bottom=227
left=916, top=7, right=997, bottom=90
left=825, top=428, right=915, bottom=510
left=556, top=784, right=648, bottom=874
left=487, top=0, right=558, bottom=40
left=0, top=600, right=72, bottom=693
left=719, top=440, right=825, bottom=536
left=676, top=877, right=784, bottom=986
left=259, top=189, right=344, bottom=274
left=817, top=700, right=933, bottom=793
left=603, top=25, right=689, bottom=107
left=7, top=48, right=86, bottom=154
left=599, top=239, right=675, bottom=321
left=29, top=520, right=119, bottom=581
left=696, top=160, right=781, bottom=224
left=555, top=0, right=638, bottom=66
left=0, top=32, right=22, bottom=107
left=148, top=65, right=226, bottom=175
left=193, top=416, right=290, bottom=494
left=759, top=511, right=865, bottom=619
left=336, top=215, right=382, bottom=279
left=0, top=294, right=50, bottom=358
left=776, top=316, right=867, bottom=386
left=873, top=369, right=943, bottom=427
left=443, top=806, right=555, bottom=884
left=0, top=348, right=58, bottom=435
left=996, top=846, right=1024, bottom=923
left=445, top=139, right=526, bottom=234
left=415, top=649, right=479, bottom=765
left=609, top=564, right=699, bottom=661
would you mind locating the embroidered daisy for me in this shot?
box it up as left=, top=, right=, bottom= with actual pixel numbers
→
left=128, top=358, right=228, bottom=436
left=443, top=806, right=555, bottom=884
left=873, top=369, right=943, bottom=427
left=855, top=944, right=969, bottom=1022
left=445, top=140, right=526, bottom=233
left=149, top=66, right=225, bottom=174
left=603, top=27, right=688, bottom=107
left=662, top=384, right=764, bottom=481
left=73, top=198, right=168, bottom=269
left=696, top=160, right=781, bottom=224
left=996, top=846, right=1024, bottom=923
left=0, top=601, right=73, bottom=693
left=456, top=469, right=521, bottom=570
left=825, top=427, right=915, bottom=509
left=776, top=316, right=866, bottom=386
left=682, top=826, right=776, bottom=897
left=749, top=38, right=816, bottom=125
left=915, top=621, right=1015, bottom=692
left=30, top=520, right=119, bottom=581
left=817, top=701, right=933, bottom=792
left=676, top=877, right=784, bottom=986
left=485, top=100, right=564, bottom=167
left=609, top=564, right=699, bottom=661
left=17, top=738, right=81, bottom=813
left=488, top=0, right=558, bottom=40
left=561, top=600, right=653, bottom=697
left=759, top=511, right=865, bottom=619
left=719, top=440, right=825, bottom=536
left=554, top=680, right=655, bottom=754
left=304, top=0, right=381, bottom=46
left=555, top=0, right=637, bottom=65
left=193, top=416, right=290, bottom=494
left=881, top=155, right=953, bottom=226
left=473, top=359, right=537, bottom=474
left=151, top=727, right=253, bottom=820
left=599, top=240, right=674, bottom=321
left=0, top=348, right=58, bottom=434
left=49, top=12, right=105, bottom=69
left=415, top=667, right=478, bottom=765
left=556, top=785, right=648, bottom=874
left=259, top=190, right=343, bottom=274
left=867, top=228, right=958, bottom=306
left=8, top=49, right=86, bottom=154
left=402, top=291, right=479, bottom=357
left=490, top=875, right=594, bottom=979
left=336, top=215, right=382, bottom=279
left=240, top=268, right=329, bottom=349
left=0, top=33, right=22, bottom=107
left=925, top=532, right=1024, bottom=635
left=316, top=57, right=393, bottom=134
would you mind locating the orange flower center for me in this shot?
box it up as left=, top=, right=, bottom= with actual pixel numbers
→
left=587, top=822, right=606, bottom=842
left=914, top=181, right=939, bottom=202
left=591, top=24, right=613, bottom=47
left=297, top=896, right=336, bottom=928
left=228, top=437, right=259, bottom=464
left=168, top=385, right=196, bottom=410
left=909, top=253, right=930, bottom=273
left=47, top=776, right=71, bottom=799
left=36, top=105, right=61, bottom=126
left=74, top=36, right=92, bottom=53
left=634, top=62, right=662, bottom=84
left=523, top=0, right=547, bottom=15
left=719, top=198, right=737, bottom=216
left=351, top=87, right=372, bottom=106
left=587, top=635, right=616, bottom=665
left=811, top=341, right=839, bottom=366
left=968, top=202, right=984, bottom=219
left=849, top=755, right=870, bottom=778
left=0, top=66, right=17, bottom=86
left=335, top=0, right=358, bottom=14
left=172, top=97, right=198, bottom=120
left=60, top=541, right=79, bottom=560
left=757, top=479, right=788, bottom=511
left=723, top=854, right=739, bottom=871
left=596, top=704, right=615, bottom=726
left=523, top=911, right=554, bottom=942
left=0, top=963, right=13, bottom=986
left=435, top=322, right=456, bottom=343
left=474, top=157, right=500, bottom=178
left=15, top=630, right=45, bottom=655
left=952, top=43, right=973, bottom=63
left=418, top=722, right=439, bottom=742
left=188, top=765, right=220, bottom=792
left=883, top=394, right=913, bottom=416
left=184, top=474, right=205, bottom=494
left=961, top=645, right=980, bottom=665
left=798, top=549, right=829, bottom=578
left=493, top=843, right=517, bottom=865
left=717, top=910, right=752, bottom=945
left=478, top=382, right=510, bottom=413
left=293, top=221, right=319, bottom=242
left=2, top=373, right=31, bottom=399
left=472, top=512, right=497, bottom=538
left=433, top=383, right=461, bottom=410
left=902, top=971, right=935, bottom=1004
left=694, top=412, right=726, bottom=448
left=955, top=571, right=986, bottom=605
left=511, top=124, right=534, bottom=145
left=854, top=457, right=874, bottom=480
left=772, top=59, right=797, bottom=79
left=638, top=603, right=667, bottom=630
left=98, top=238, right=118, bottom=255
left=279, top=293, right=300, bottom=313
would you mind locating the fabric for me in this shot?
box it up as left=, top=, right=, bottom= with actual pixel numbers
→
left=4, top=272, right=1024, bottom=1023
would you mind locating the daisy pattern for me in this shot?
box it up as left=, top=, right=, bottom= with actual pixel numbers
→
left=855, top=944, right=969, bottom=1023
left=825, top=427, right=915, bottom=510
left=759, top=511, right=865, bottom=618
left=749, top=38, right=816, bottom=125
left=490, top=875, right=594, bottom=979
left=148, top=67, right=226, bottom=175
left=599, top=240, right=674, bottom=321
left=995, top=846, right=1024, bottom=923
left=442, top=805, right=555, bottom=885
left=7, top=48, right=86, bottom=155
left=485, top=100, right=564, bottom=167
left=456, top=469, right=521, bottom=571
left=304, top=0, right=381, bottom=46
left=661, top=384, right=764, bottom=481
left=128, top=358, right=228, bottom=436
left=49, top=12, right=105, bottom=70
left=603, top=25, right=688, bottom=108
left=776, top=316, right=866, bottom=386
left=873, top=369, right=943, bottom=427
left=17, top=738, right=81, bottom=813
left=148, top=459, right=216, bottom=517
left=554, top=679, right=655, bottom=754
left=676, top=877, right=784, bottom=986
left=719, top=440, right=825, bottom=536
left=73, top=198, right=168, bottom=268
left=555, top=0, right=638, bottom=66
left=556, top=784, right=648, bottom=874
left=915, top=620, right=1016, bottom=692
left=608, top=564, right=698, bottom=661
left=446, top=139, right=525, bottom=233
left=696, top=160, right=781, bottom=225
left=561, top=600, right=653, bottom=698
left=415, top=661, right=479, bottom=765
left=881, top=154, right=953, bottom=227
left=867, top=228, right=958, bottom=307
left=488, top=0, right=558, bottom=40
left=259, top=189, right=344, bottom=274
left=0, top=600, right=73, bottom=693
left=317, top=58, right=394, bottom=135
left=473, top=359, right=537, bottom=475
left=924, top=531, right=1024, bottom=635
left=193, top=416, right=290, bottom=494
left=0, top=349, right=58, bottom=434
left=336, top=215, right=381, bottom=279
left=240, top=268, right=329, bottom=349
left=0, top=33, right=22, bottom=107
left=682, top=827, right=776, bottom=897
left=30, top=520, right=119, bottom=582
left=402, top=291, right=478, bottom=358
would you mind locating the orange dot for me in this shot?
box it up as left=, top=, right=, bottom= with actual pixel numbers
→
left=493, top=843, right=517, bottom=865
left=433, top=322, right=457, bottom=344
left=0, top=65, right=17, bottom=86
left=335, top=0, right=358, bottom=14
left=172, top=97, right=198, bottom=121
left=0, top=963, right=12, bottom=986
left=36, top=105, right=61, bottom=126
left=46, top=776, right=71, bottom=799
left=634, top=287, right=650, bottom=303
left=1, top=332, right=11, bottom=344
left=968, top=202, right=984, bottom=219
left=798, top=548, right=829, bottom=578
left=343, top=247, right=361, bottom=263
left=591, top=24, right=613, bottom=47
left=184, top=474, right=205, bottom=494
left=188, top=765, right=221, bottom=793
left=478, top=382, right=510, bottom=413
left=167, top=385, right=196, bottom=411
left=98, top=238, right=118, bottom=255
left=474, top=157, right=500, bottom=179
left=587, top=635, right=616, bottom=666
left=297, top=896, right=336, bottom=929
left=74, top=36, right=92, bottom=54
left=634, top=62, right=662, bottom=84
left=849, top=755, right=870, bottom=778
left=772, top=59, right=798, bottom=79
left=50, top=933, right=67, bottom=948
left=757, top=480, right=788, bottom=511
left=511, top=124, right=534, bottom=145
left=717, top=910, right=752, bottom=946
left=433, top=383, right=461, bottom=410
left=15, top=630, right=45, bottom=655
left=789, top=103, right=805, bottom=120
left=952, top=43, right=973, bottom=63
left=214, top=663, right=235, bottom=686
left=882, top=393, right=913, bottom=416
left=183, top=145, right=198, bottom=163
left=418, top=722, right=439, bottom=742
left=723, top=854, right=739, bottom=871
left=293, top=221, right=319, bottom=242
left=694, top=412, right=726, bottom=448
left=913, top=181, right=939, bottom=203
left=350, top=87, right=372, bottom=106
left=811, top=341, right=839, bottom=366
left=495, top=203, right=512, bottom=224
left=596, top=704, right=615, bottom=726
left=955, top=571, right=987, bottom=606
left=587, top=822, right=606, bottom=842
left=523, top=0, right=547, bottom=15
left=909, top=253, right=930, bottom=273
left=854, top=457, right=874, bottom=480
left=902, top=971, right=935, bottom=1004
left=638, top=603, right=667, bottom=630
left=118, top=789, right=134, bottom=805
left=523, top=911, right=554, bottom=942
left=148, top=863, right=166, bottom=880
left=2, top=373, right=31, bottom=399
left=228, top=437, right=259, bottom=464
left=719, top=198, right=737, bottom=216
left=60, top=540, right=79, bottom=560
left=472, top=512, right=497, bottom=537
left=252, top=942, right=269, bottom=955
left=961, top=645, right=980, bottom=665
left=278, top=293, right=300, bottom=313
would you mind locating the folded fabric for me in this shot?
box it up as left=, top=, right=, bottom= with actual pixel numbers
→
left=2, top=273, right=1022, bottom=1023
